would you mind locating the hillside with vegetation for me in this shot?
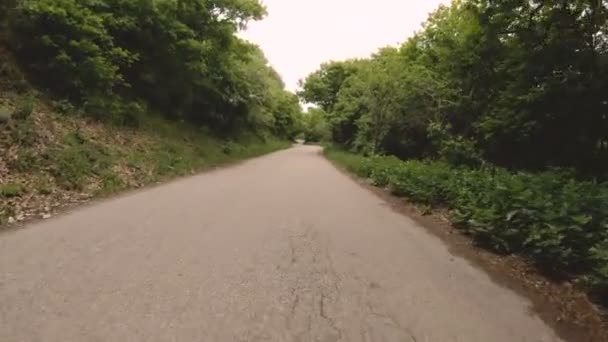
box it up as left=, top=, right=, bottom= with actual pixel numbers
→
left=299, top=0, right=608, bottom=306
left=0, top=0, right=302, bottom=225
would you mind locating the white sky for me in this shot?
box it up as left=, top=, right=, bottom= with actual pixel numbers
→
left=241, top=0, right=450, bottom=91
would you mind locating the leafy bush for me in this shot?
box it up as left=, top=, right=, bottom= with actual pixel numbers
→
left=52, top=99, right=77, bottom=116
left=326, top=148, right=608, bottom=303
left=9, top=0, right=134, bottom=98
left=82, top=95, right=146, bottom=127
left=427, top=121, right=483, bottom=168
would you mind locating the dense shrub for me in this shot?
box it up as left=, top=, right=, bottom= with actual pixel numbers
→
left=9, top=0, right=134, bottom=98
left=326, top=148, right=608, bottom=302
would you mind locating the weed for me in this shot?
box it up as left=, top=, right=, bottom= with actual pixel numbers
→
left=35, top=177, right=54, bottom=195
left=9, top=115, right=37, bottom=146
left=98, top=171, right=125, bottom=195
left=12, top=93, right=35, bottom=120
left=152, top=142, right=188, bottom=176
left=53, top=99, right=77, bottom=116
left=9, top=147, right=39, bottom=172
left=222, top=141, right=243, bottom=155
left=50, top=132, right=112, bottom=190
left=83, top=96, right=146, bottom=127
left=0, top=183, right=25, bottom=198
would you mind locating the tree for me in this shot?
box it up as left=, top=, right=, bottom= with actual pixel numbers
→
left=299, top=0, right=608, bottom=175
left=297, top=60, right=361, bottom=113
left=5, top=0, right=301, bottom=138
left=302, top=108, right=330, bottom=143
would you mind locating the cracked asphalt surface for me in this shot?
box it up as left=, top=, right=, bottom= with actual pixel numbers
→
left=0, top=145, right=562, bottom=341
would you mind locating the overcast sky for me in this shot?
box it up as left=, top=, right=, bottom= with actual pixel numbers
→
left=241, top=0, right=449, bottom=91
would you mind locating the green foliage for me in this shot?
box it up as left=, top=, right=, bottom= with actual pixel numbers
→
left=427, top=121, right=483, bottom=167
left=466, top=0, right=608, bottom=173
left=222, top=141, right=244, bottom=156
left=301, top=108, right=330, bottom=143
left=83, top=96, right=146, bottom=127
left=125, top=117, right=290, bottom=179
left=271, top=92, right=303, bottom=139
left=234, top=138, right=289, bottom=157
left=12, top=93, right=35, bottom=120
left=9, top=116, right=36, bottom=146
left=9, top=147, right=39, bottom=172
left=150, top=141, right=196, bottom=177
left=0, top=183, right=25, bottom=198
left=10, top=0, right=135, bottom=98
left=297, top=60, right=361, bottom=113
left=50, top=131, right=113, bottom=190
left=98, top=171, right=125, bottom=195
left=300, top=0, right=608, bottom=175
left=52, top=99, right=77, bottom=116
left=5, top=0, right=301, bottom=137
left=327, top=148, right=608, bottom=303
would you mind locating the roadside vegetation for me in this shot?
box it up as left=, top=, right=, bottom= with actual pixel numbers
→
left=0, top=0, right=301, bottom=225
left=300, top=0, right=608, bottom=306
left=326, top=148, right=608, bottom=305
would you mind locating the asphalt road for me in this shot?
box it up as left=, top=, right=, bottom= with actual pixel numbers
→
left=0, top=145, right=562, bottom=341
